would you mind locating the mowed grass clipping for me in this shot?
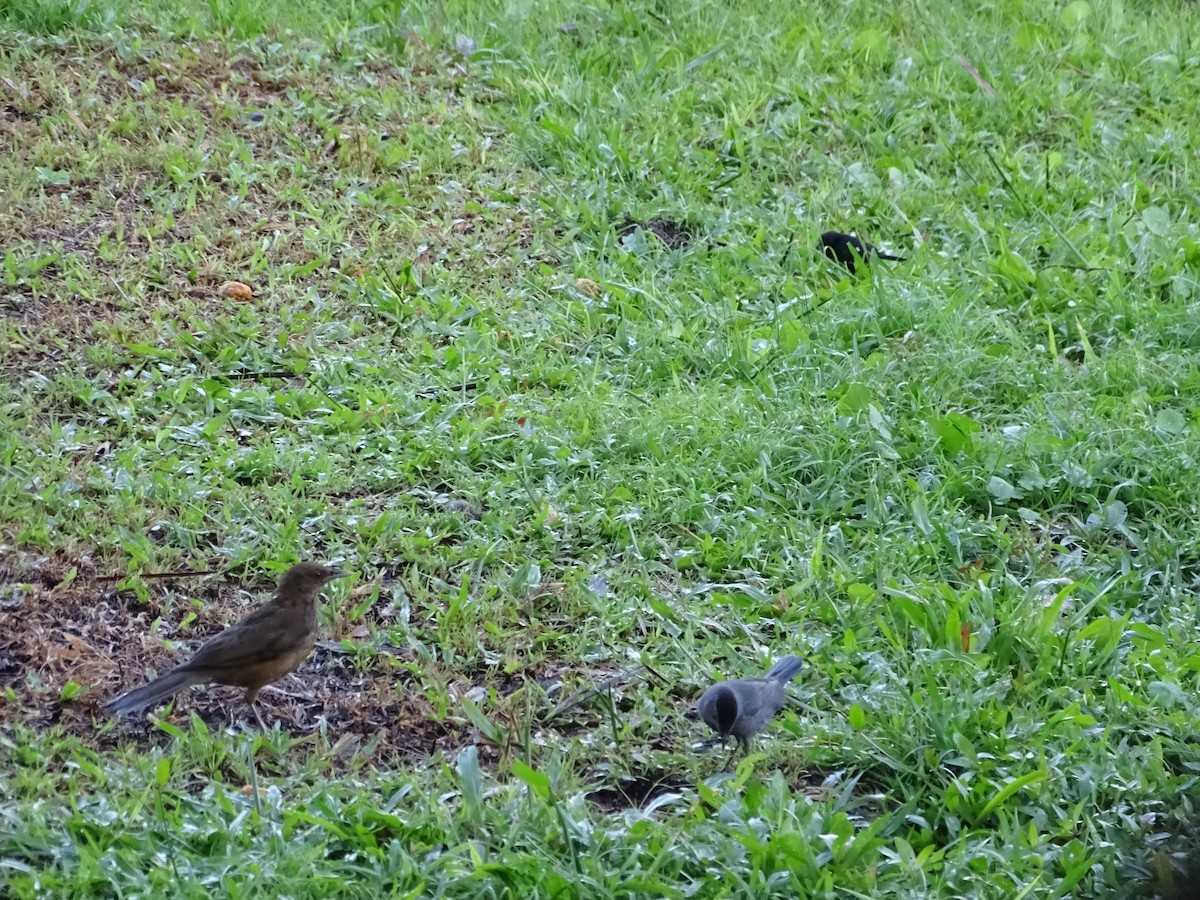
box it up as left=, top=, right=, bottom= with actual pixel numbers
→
left=3, top=0, right=1200, bottom=895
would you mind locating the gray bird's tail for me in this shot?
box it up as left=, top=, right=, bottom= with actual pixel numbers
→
left=105, top=668, right=200, bottom=716
left=766, top=655, right=803, bottom=683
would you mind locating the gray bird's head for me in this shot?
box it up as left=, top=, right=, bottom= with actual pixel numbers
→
left=278, top=561, right=343, bottom=596
left=701, top=684, right=740, bottom=748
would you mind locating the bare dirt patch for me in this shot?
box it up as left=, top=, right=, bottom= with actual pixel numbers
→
left=586, top=770, right=691, bottom=813
left=617, top=216, right=696, bottom=250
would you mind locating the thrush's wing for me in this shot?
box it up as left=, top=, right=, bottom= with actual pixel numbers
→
left=177, top=601, right=312, bottom=677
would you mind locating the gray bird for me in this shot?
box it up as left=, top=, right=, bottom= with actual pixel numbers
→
left=696, top=655, right=803, bottom=751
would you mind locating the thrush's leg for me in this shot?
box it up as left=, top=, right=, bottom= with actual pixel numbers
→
left=244, top=686, right=269, bottom=732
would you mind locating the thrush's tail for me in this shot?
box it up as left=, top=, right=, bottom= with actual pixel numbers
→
left=766, top=655, right=803, bottom=683
left=105, top=668, right=203, bottom=715
left=876, top=251, right=906, bottom=262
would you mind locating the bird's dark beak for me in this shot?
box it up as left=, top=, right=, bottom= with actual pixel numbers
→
left=684, top=706, right=699, bottom=721
left=323, top=567, right=344, bottom=582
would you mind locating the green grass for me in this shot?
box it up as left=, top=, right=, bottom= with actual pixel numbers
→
left=4, top=0, right=1200, bottom=895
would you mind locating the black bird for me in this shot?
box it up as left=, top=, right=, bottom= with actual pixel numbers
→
left=818, top=231, right=905, bottom=274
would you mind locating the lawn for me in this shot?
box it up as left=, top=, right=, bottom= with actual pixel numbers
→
left=3, top=0, right=1200, bottom=895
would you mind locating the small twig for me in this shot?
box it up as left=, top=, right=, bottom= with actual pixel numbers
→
left=748, top=290, right=845, bottom=383
left=548, top=664, right=648, bottom=720
left=984, top=147, right=1091, bottom=268
left=748, top=346, right=781, bottom=383
left=225, top=370, right=297, bottom=381
left=641, top=661, right=670, bottom=687
left=953, top=50, right=997, bottom=97
left=1038, top=263, right=1114, bottom=273
left=96, top=568, right=219, bottom=583
left=415, top=381, right=480, bottom=400
left=779, top=227, right=797, bottom=272
left=315, top=385, right=353, bottom=412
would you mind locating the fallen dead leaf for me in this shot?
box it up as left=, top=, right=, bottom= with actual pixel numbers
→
left=348, top=581, right=380, bottom=602
left=575, top=277, right=602, bottom=297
